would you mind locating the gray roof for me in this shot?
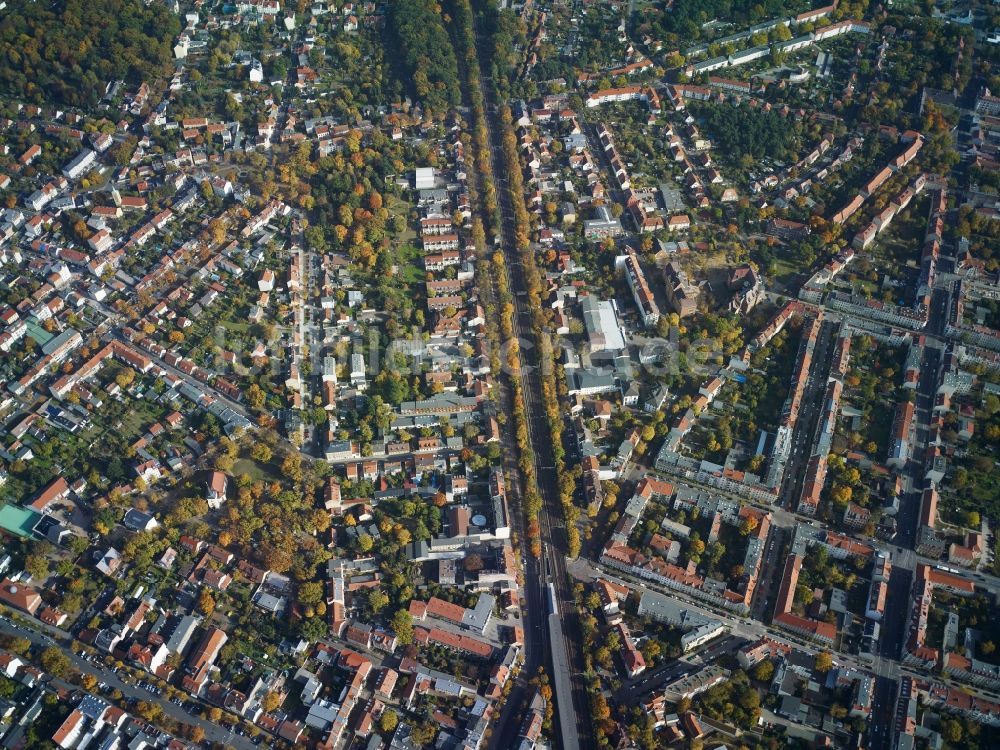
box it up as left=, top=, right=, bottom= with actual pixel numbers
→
left=123, top=508, right=158, bottom=531
left=165, top=614, right=199, bottom=654
left=463, top=593, right=495, bottom=633
left=569, top=368, right=617, bottom=394
left=581, top=296, right=625, bottom=352
left=79, top=694, right=109, bottom=720
left=659, top=182, right=686, bottom=213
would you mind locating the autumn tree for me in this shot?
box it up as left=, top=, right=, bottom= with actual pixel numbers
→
left=379, top=710, right=398, bottom=734
left=40, top=647, right=70, bottom=677
left=115, top=368, right=136, bottom=390
left=261, top=691, right=282, bottom=713
left=245, top=384, right=266, bottom=410
left=136, top=700, right=162, bottom=722
left=751, top=660, right=775, bottom=682
left=209, top=218, right=227, bottom=245
left=814, top=652, right=833, bottom=673
left=941, top=718, right=963, bottom=743
left=250, top=443, right=272, bottom=463
left=198, top=588, right=216, bottom=617
left=0, top=636, right=30, bottom=655
left=830, top=484, right=852, bottom=505
left=281, top=451, right=303, bottom=482
left=408, top=722, right=437, bottom=747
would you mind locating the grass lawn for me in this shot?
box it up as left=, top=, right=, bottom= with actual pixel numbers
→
left=742, top=322, right=802, bottom=433
left=770, top=257, right=805, bottom=289
left=232, top=457, right=281, bottom=483
left=112, top=399, right=162, bottom=441
left=865, top=398, right=895, bottom=455
left=850, top=279, right=878, bottom=297
left=218, top=319, right=252, bottom=335
left=967, top=468, right=1000, bottom=509
left=396, top=242, right=425, bottom=285
left=387, top=196, right=417, bottom=243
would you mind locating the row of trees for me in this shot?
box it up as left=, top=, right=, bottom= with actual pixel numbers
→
left=445, top=0, right=550, bottom=560
left=481, top=0, right=582, bottom=558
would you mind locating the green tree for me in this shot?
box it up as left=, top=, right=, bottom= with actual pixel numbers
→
left=0, top=0, right=180, bottom=109
left=0, top=677, right=16, bottom=698
left=941, top=718, right=963, bottom=743
left=24, top=553, right=49, bottom=581
left=298, top=582, right=324, bottom=607
left=390, top=609, right=414, bottom=645
left=738, top=686, right=760, bottom=711
left=0, top=636, right=31, bottom=655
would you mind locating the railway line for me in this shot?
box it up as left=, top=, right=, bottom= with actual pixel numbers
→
left=468, top=8, right=593, bottom=748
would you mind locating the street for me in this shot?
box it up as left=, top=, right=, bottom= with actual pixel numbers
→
left=0, top=616, right=256, bottom=750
